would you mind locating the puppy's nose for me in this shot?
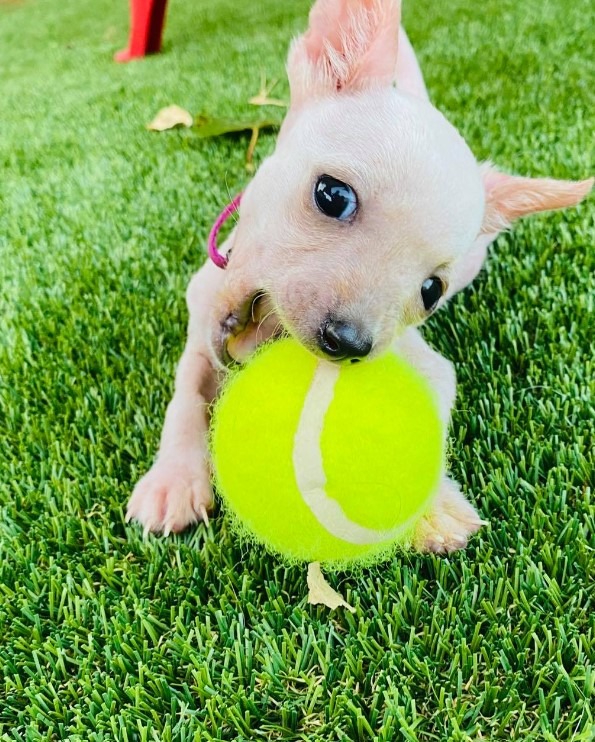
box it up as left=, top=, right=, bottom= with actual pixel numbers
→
left=318, top=319, right=373, bottom=360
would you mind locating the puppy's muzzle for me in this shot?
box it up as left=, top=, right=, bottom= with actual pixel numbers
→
left=318, top=318, right=373, bottom=361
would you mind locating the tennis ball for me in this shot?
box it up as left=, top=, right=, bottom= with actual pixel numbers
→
left=210, top=338, right=443, bottom=568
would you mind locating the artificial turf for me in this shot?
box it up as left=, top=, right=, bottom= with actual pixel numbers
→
left=0, top=0, right=593, bottom=738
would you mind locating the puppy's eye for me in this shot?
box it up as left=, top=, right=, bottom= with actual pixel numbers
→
left=314, top=175, right=358, bottom=221
left=421, top=276, right=444, bottom=312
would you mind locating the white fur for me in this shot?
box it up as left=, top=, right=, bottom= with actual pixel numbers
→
left=126, top=0, right=591, bottom=552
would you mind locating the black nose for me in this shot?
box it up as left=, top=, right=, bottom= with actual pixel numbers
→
left=318, top=319, right=373, bottom=360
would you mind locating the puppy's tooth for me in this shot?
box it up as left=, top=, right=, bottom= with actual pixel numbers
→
left=225, top=335, right=242, bottom=363
left=219, top=340, right=235, bottom=368
left=226, top=333, right=256, bottom=364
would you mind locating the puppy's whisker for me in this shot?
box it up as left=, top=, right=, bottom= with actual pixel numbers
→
left=250, top=291, right=267, bottom=322
left=256, top=307, right=278, bottom=335
left=222, top=174, right=240, bottom=227
left=255, top=302, right=284, bottom=337
left=223, top=172, right=233, bottom=203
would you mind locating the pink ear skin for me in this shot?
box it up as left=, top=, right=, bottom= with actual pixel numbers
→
left=287, top=0, right=401, bottom=105
left=481, top=165, right=594, bottom=234
left=447, top=168, right=592, bottom=297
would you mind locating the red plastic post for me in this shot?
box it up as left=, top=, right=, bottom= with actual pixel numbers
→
left=114, top=0, right=170, bottom=62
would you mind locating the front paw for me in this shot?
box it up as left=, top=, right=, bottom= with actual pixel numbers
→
left=413, top=478, right=484, bottom=554
left=126, top=457, right=213, bottom=536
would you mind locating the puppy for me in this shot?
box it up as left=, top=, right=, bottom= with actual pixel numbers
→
left=126, top=0, right=592, bottom=551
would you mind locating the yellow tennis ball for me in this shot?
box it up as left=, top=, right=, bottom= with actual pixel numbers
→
left=210, top=338, right=443, bottom=568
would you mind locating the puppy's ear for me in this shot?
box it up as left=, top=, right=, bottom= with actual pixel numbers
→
left=287, top=0, right=400, bottom=107
left=481, top=164, right=593, bottom=234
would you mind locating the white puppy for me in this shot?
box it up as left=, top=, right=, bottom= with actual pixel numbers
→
left=127, top=0, right=592, bottom=552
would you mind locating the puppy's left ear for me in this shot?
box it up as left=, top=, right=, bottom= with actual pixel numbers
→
left=287, top=0, right=401, bottom=108
left=447, top=166, right=592, bottom=296
left=481, top=164, right=593, bottom=234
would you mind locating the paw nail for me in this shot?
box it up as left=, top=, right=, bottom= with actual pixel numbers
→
left=199, top=504, right=210, bottom=527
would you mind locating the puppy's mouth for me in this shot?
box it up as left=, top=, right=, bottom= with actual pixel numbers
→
left=217, top=294, right=385, bottom=367
left=219, top=292, right=284, bottom=366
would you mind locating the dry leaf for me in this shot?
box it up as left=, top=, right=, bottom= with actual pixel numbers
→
left=248, top=94, right=288, bottom=108
left=147, top=105, right=193, bottom=132
left=307, top=562, right=355, bottom=613
left=192, top=115, right=279, bottom=171
left=193, top=115, right=278, bottom=138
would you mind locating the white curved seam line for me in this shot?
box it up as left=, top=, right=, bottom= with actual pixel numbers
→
left=292, top=360, right=423, bottom=545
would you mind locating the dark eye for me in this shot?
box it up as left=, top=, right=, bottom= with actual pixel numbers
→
left=314, top=175, right=358, bottom=221
left=421, top=276, right=444, bottom=312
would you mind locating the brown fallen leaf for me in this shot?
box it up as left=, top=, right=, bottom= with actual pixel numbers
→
left=193, top=115, right=278, bottom=138
left=146, top=100, right=281, bottom=171
left=307, top=562, right=355, bottom=613
left=249, top=93, right=288, bottom=108
left=192, top=115, right=280, bottom=171
left=147, top=105, right=193, bottom=132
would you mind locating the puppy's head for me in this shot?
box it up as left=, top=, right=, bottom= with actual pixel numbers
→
left=215, top=0, right=592, bottom=364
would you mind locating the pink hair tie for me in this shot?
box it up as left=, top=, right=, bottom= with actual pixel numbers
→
left=208, top=193, right=242, bottom=269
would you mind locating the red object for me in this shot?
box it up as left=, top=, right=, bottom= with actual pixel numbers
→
left=115, top=0, right=169, bottom=62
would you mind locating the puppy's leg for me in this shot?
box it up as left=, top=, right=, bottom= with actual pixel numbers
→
left=393, top=327, right=456, bottom=426
left=126, top=260, right=225, bottom=535
left=394, top=329, right=484, bottom=552
left=412, top=477, right=483, bottom=553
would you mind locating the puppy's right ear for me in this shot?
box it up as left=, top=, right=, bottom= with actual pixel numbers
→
left=287, top=0, right=401, bottom=108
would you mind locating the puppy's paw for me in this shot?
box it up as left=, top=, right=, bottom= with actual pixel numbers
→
left=413, top=478, right=484, bottom=554
left=126, top=457, right=213, bottom=536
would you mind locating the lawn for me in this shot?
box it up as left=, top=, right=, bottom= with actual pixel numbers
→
left=0, top=0, right=593, bottom=738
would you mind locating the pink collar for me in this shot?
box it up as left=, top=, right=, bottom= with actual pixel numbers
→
left=208, top=193, right=242, bottom=269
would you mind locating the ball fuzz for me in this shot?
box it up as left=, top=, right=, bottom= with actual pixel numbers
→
left=210, top=338, right=443, bottom=568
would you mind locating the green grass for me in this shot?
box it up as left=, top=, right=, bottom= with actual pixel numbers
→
left=0, top=0, right=593, bottom=738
